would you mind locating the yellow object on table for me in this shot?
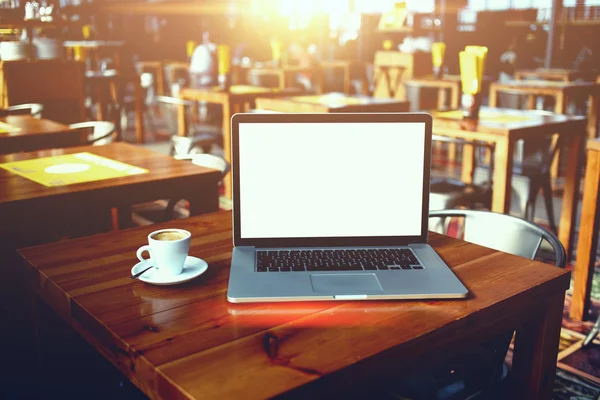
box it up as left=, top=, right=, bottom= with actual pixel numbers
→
left=459, top=45, right=488, bottom=94
left=186, top=40, right=197, bottom=58
left=431, top=42, right=446, bottom=67
left=0, top=121, right=21, bottom=134
left=382, top=40, right=393, bottom=50
left=82, top=24, right=91, bottom=40
left=217, top=45, right=231, bottom=75
left=270, top=39, right=282, bottom=62
left=0, top=152, right=148, bottom=187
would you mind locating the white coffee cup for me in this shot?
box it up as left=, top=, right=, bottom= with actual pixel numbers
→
left=136, top=228, right=191, bottom=276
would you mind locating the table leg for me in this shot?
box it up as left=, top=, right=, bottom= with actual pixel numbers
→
left=178, top=98, right=187, bottom=136
left=450, top=84, right=460, bottom=109
left=460, top=143, right=475, bottom=184
left=570, top=149, right=600, bottom=321
left=551, top=92, right=567, bottom=178
left=587, top=93, right=599, bottom=139
left=491, top=138, right=514, bottom=214
left=222, top=98, right=233, bottom=199
left=512, top=292, right=565, bottom=400
left=558, top=132, right=583, bottom=259
left=344, top=66, right=351, bottom=95
left=156, top=63, right=165, bottom=96
left=134, top=79, right=145, bottom=144
left=488, top=85, right=497, bottom=108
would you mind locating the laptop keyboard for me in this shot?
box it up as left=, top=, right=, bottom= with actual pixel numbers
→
left=255, top=249, right=423, bottom=272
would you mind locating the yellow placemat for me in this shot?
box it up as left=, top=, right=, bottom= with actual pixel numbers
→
left=435, top=110, right=534, bottom=124
left=291, top=94, right=365, bottom=106
left=0, top=121, right=21, bottom=134
left=0, top=152, right=148, bottom=187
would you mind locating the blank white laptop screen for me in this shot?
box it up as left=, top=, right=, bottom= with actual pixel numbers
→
left=238, top=122, right=426, bottom=239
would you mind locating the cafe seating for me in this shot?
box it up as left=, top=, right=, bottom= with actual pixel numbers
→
left=429, top=135, right=493, bottom=211
left=0, top=59, right=86, bottom=124
left=473, top=135, right=561, bottom=233
left=163, top=153, right=230, bottom=221
left=2, top=103, right=44, bottom=118
left=389, top=209, right=566, bottom=400
left=155, top=95, right=222, bottom=155
left=69, top=121, right=116, bottom=145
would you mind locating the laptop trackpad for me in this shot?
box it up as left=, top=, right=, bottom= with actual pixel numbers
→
left=310, top=273, right=383, bottom=294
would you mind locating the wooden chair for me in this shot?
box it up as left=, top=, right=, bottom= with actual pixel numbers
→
left=0, top=60, right=86, bottom=124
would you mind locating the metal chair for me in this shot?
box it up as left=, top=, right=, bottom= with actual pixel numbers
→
left=2, top=103, right=44, bottom=118
left=390, top=209, right=566, bottom=400
left=69, top=121, right=116, bottom=146
left=154, top=95, right=222, bottom=156
left=163, top=153, right=230, bottom=221
left=429, top=135, right=493, bottom=211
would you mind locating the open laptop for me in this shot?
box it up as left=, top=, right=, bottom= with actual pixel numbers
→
left=227, top=112, right=468, bottom=303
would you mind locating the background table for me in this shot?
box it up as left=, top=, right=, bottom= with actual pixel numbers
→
left=431, top=107, right=587, bottom=256
left=0, top=115, right=80, bottom=155
left=0, top=142, right=221, bottom=246
left=255, top=93, right=409, bottom=113
left=569, top=138, right=600, bottom=320
left=178, top=85, right=302, bottom=199
left=515, top=68, right=599, bottom=82
left=18, top=211, right=569, bottom=400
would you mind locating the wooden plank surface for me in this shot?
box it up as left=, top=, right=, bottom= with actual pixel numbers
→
left=0, top=116, right=79, bottom=154
left=18, top=211, right=570, bottom=399
left=255, top=95, right=409, bottom=113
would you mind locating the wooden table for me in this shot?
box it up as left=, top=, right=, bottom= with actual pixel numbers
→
left=489, top=80, right=600, bottom=140
left=18, top=211, right=570, bottom=400
left=569, top=138, right=600, bottom=320
left=515, top=68, right=599, bottom=82
left=0, top=142, right=221, bottom=247
left=404, top=75, right=461, bottom=110
left=84, top=70, right=146, bottom=144
left=373, top=51, right=432, bottom=100
left=0, top=115, right=80, bottom=155
left=431, top=107, right=587, bottom=256
left=178, top=85, right=302, bottom=199
left=247, top=65, right=320, bottom=92
left=64, top=40, right=125, bottom=71
left=489, top=80, right=600, bottom=178
left=255, top=93, right=409, bottom=113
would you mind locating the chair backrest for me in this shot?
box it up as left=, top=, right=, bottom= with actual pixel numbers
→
left=190, top=153, right=230, bottom=178
left=429, top=209, right=566, bottom=267
left=0, top=60, right=86, bottom=124
left=3, top=103, right=44, bottom=118
left=69, top=121, right=116, bottom=146
left=155, top=95, right=196, bottom=135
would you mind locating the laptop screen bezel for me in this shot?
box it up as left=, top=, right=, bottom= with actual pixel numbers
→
left=231, top=112, right=432, bottom=247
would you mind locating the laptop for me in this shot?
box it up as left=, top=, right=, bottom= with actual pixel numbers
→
left=227, top=112, right=468, bottom=303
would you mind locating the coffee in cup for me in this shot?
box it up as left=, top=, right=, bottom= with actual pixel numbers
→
left=136, top=228, right=191, bottom=276
left=151, top=230, right=189, bottom=241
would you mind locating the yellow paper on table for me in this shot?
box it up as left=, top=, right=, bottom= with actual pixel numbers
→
left=0, top=121, right=21, bottom=134
left=431, top=42, right=446, bottom=67
left=0, top=152, right=148, bottom=187
left=217, top=45, right=231, bottom=75
left=186, top=40, right=197, bottom=58
left=270, top=39, right=282, bottom=62
left=82, top=24, right=91, bottom=40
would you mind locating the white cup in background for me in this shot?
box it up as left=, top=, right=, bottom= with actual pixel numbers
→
left=136, top=228, right=191, bottom=276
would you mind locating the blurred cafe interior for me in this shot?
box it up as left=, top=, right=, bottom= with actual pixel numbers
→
left=1, top=0, right=600, bottom=399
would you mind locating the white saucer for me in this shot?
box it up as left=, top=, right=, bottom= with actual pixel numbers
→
left=131, top=256, right=208, bottom=286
